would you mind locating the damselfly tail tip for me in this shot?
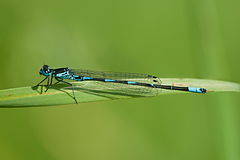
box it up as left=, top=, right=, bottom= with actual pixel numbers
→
left=201, top=88, right=207, bottom=93
left=188, top=87, right=207, bottom=93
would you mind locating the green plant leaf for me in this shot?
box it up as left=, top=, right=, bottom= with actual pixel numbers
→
left=0, top=78, right=239, bottom=107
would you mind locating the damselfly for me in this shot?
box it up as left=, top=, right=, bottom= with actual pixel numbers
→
left=35, top=65, right=207, bottom=103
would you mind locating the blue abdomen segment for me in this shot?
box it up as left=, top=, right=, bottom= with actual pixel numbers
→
left=127, top=81, right=137, bottom=84
left=82, top=77, right=93, bottom=80
left=104, top=79, right=116, bottom=82
left=188, top=87, right=206, bottom=93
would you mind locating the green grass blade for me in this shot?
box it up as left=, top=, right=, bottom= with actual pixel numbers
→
left=0, top=78, right=239, bottom=107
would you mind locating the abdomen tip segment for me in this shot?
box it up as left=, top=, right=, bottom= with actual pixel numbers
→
left=188, top=87, right=207, bottom=93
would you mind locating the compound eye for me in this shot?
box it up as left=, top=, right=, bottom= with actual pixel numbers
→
left=42, top=65, right=50, bottom=73
left=43, top=65, right=48, bottom=69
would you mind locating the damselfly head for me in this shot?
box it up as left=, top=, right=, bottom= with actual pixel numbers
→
left=39, top=65, right=52, bottom=76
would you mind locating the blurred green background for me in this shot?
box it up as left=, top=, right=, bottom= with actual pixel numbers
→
left=0, top=0, right=239, bottom=160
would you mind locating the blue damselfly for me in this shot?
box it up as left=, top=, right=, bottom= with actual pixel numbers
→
left=36, top=65, right=207, bottom=103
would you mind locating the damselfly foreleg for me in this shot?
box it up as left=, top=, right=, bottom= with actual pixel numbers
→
left=45, top=75, right=54, bottom=92
left=35, top=76, right=48, bottom=86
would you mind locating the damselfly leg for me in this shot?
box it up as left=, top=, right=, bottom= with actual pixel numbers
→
left=35, top=76, right=78, bottom=104
left=45, top=75, right=54, bottom=92
left=35, top=76, right=48, bottom=86
left=54, top=77, right=78, bottom=104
